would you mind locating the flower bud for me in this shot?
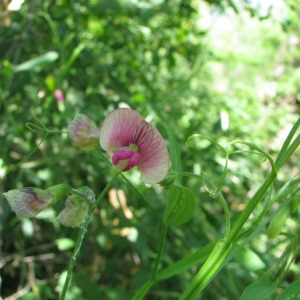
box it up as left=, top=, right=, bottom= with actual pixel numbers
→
left=57, top=194, right=88, bottom=227
left=68, top=113, right=100, bottom=151
left=54, top=89, right=64, bottom=102
left=4, top=188, right=54, bottom=218
left=74, top=186, right=95, bottom=205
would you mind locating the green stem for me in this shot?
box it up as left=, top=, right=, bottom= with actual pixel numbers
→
left=275, top=117, right=300, bottom=169
left=179, top=239, right=230, bottom=300
left=226, top=170, right=276, bottom=244
left=2, top=114, right=66, bottom=184
left=132, top=280, right=154, bottom=300
left=132, top=223, right=168, bottom=300
left=179, top=119, right=300, bottom=299
left=215, top=153, right=229, bottom=195
left=217, top=192, right=231, bottom=236
left=121, top=175, right=164, bottom=223
left=60, top=171, right=120, bottom=300
left=179, top=171, right=277, bottom=299
left=151, top=223, right=168, bottom=281
left=275, top=134, right=300, bottom=169
left=1, top=132, right=50, bottom=184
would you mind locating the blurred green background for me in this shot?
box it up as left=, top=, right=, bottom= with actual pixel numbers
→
left=0, top=0, right=299, bottom=299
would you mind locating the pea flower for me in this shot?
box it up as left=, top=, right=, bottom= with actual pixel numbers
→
left=68, top=113, right=100, bottom=151
left=4, top=184, right=70, bottom=218
left=100, top=108, right=170, bottom=184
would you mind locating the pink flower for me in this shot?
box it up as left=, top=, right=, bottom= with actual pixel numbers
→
left=54, top=89, right=64, bottom=102
left=100, top=108, right=170, bottom=184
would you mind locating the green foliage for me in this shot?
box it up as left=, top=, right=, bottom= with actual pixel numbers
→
left=0, top=0, right=299, bottom=299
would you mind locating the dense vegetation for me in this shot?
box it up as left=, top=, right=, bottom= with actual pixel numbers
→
left=1, top=0, right=299, bottom=299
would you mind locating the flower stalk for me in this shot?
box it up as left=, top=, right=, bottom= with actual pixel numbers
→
left=60, top=171, right=121, bottom=300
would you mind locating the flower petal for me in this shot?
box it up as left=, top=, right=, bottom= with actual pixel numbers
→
left=138, top=123, right=170, bottom=184
left=4, top=188, right=53, bottom=217
left=100, top=108, right=146, bottom=151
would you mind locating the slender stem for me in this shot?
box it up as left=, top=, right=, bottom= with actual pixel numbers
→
left=275, top=117, right=300, bottom=169
left=151, top=223, right=168, bottom=281
left=180, top=119, right=300, bottom=298
left=179, top=239, right=230, bottom=300
left=217, top=192, right=231, bottom=236
left=275, top=134, right=300, bottom=170
left=60, top=171, right=120, bottom=300
left=121, top=175, right=164, bottom=223
left=132, top=222, right=169, bottom=300
left=215, top=153, right=229, bottom=195
left=226, top=170, right=276, bottom=244
left=179, top=171, right=277, bottom=299
left=1, top=132, right=50, bottom=184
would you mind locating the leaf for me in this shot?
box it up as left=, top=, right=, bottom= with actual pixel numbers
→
left=164, top=184, right=196, bottom=226
left=162, top=123, right=182, bottom=173
left=156, top=242, right=215, bottom=281
left=275, top=279, right=300, bottom=300
left=240, top=281, right=276, bottom=300
left=13, top=51, right=59, bottom=72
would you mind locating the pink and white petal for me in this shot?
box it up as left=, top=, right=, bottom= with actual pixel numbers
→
left=139, top=152, right=169, bottom=184
left=139, top=135, right=170, bottom=184
left=135, top=121, right=169, bottom=183
left=100, top=108, right=146, bottom=151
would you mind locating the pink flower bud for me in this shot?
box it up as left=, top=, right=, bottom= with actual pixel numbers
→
left=100, top=108, right=170, bottom=184
left=68, top=113, right=100, bottom=151
left=54, top=89, right=64, bottom=102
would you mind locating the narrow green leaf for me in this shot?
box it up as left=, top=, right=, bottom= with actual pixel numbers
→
left=162, top=123, right=181, bottom=173
left=240, top=281, right=276, bottom=300
left=164, top=184, right=196, bottom=226
left=59, top=44, right=85, bottom=81
left=131, top=280, right=154, bottom=300
left=179, top=239, right=231, bottom=300
left=13, top=51, right=59, bottom=72
left=156, top=242, right=216, bottom=281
